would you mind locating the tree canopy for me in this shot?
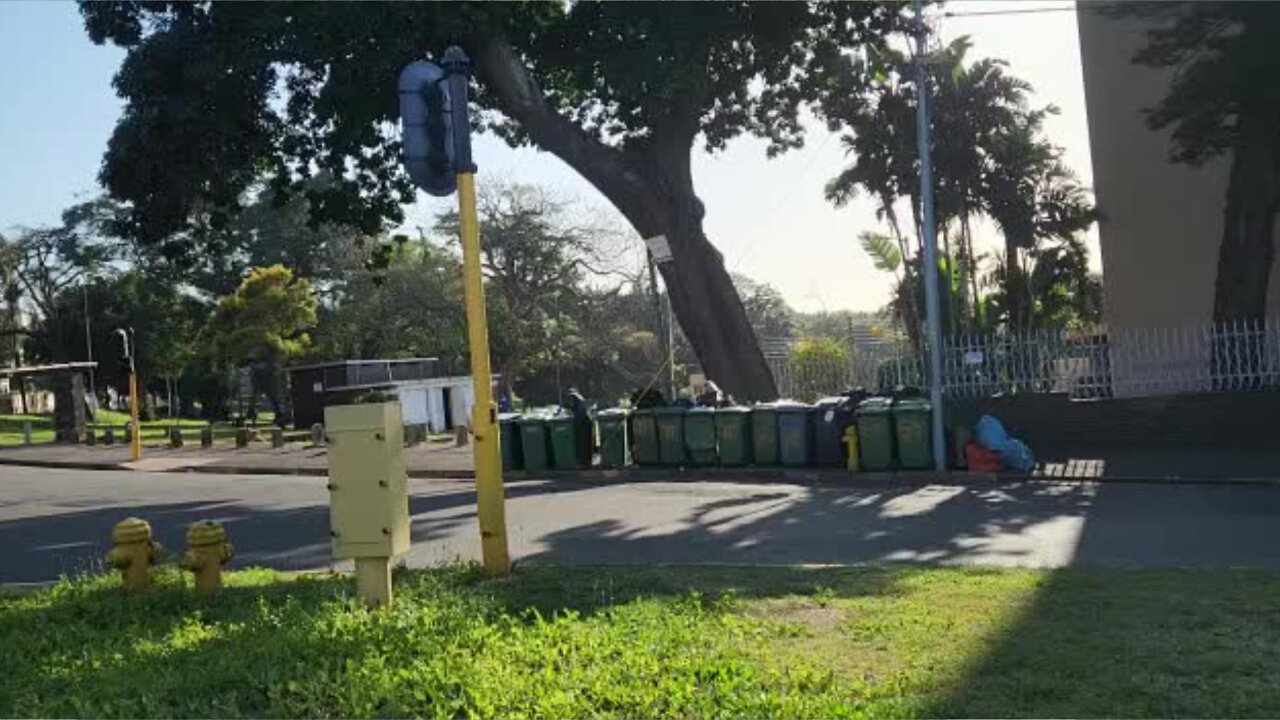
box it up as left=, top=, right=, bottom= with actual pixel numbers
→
left=80, top=1, right=908, bottom=400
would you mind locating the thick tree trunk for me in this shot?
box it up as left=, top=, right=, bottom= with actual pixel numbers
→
left=1211, top=101, right=1280, bottom=388
left=1213, top=109, right=1280, bottom=323
left=476, top=38, right=778, bottom=401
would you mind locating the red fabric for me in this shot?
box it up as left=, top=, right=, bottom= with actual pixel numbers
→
left=966, top=443, right=1002, bottom=472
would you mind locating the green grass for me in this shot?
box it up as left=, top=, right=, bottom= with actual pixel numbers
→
left=0, top=412, right=287, bottom=447
left=2, top=564, right=1279, bottom=718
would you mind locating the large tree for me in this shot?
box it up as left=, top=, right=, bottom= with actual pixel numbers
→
left=81, top=2, right=905, bottom=401
left=1118, top=3, right=1280, bottom=324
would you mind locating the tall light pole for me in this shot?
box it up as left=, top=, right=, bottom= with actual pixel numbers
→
left=82, top=278, right=96, bottom=421
left=116, top=327, right=140, bottom=461
left=914, top=0, right=947, bottom=473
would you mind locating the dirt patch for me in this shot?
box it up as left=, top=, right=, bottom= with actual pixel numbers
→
left=759, top=600, right=846, bottom=632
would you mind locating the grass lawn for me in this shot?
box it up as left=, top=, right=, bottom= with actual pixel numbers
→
left=2, top=564, right=1279, bottom=718
left=0, top=411, right=286, bottom=447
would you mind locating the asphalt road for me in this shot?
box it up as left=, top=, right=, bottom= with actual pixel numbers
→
left=3, top=466, right=1280, bottom=583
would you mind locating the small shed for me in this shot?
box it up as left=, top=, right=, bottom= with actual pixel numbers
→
left=287, top=358, right=479, bottom=432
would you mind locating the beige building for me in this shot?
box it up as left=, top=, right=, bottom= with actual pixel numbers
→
left=1077, top=5, right=1280, bottom=393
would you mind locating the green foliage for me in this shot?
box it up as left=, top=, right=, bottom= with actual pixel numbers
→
left=312, top=238, right=466, bottom=366
left=733, top=274, right=796, bottom=341
left=788, top=337, right=848, bottom=402
left=829, top=34, right=1098, bottom=334
left=205, top=265, right=318, bottom=421
left=80, top=3, right=903, bottom=246
left=5, top=564, right=1280, bottom=718
left=858, top=231, right=902, bottom=273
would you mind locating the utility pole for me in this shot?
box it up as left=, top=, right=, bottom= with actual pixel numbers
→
left=116, top=327, right=140, bottom=461
left=914, top=0, right=947, bottom=473
left=82, top=279, right=96, bottom=421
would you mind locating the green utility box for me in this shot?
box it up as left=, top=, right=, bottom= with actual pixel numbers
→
left=893, top=398, right=934, bottom=470
left=631, top=409, right=661, bottom=466
left=517, top=416, right=550, bottom=473
left=654, top=407, right=689, bottom=466
left=751, top=404, right=779, bottom=466
left=498, top=413, right=524, bottom=472
left=715, top=407, right=753, bottom=466
left=547, top=415, right=582, bottom=470
left=854, top=397, right=895, bottom=471
left=684, top=407, right=717, bottom=465
left=596, top=409, right=630, bottom=469
left=776, top=403, right=814, bottom=467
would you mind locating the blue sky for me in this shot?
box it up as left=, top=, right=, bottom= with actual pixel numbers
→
left=0, top=1, right=1093, bottom=313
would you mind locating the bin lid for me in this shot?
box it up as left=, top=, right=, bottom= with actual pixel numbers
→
left=652, top=406, right=689, bottom=416
left=687, top=406, right=715, bottom=415
left=814, top=396, right=844, bottom=409
left=773, top=401, right=813, bottom=414
left=545, top=414, right=574, bottom=424
left=856, top=397, right=894, bottom=415
left=596, top=408, right=629, bottom=419
left=750, top=402, right=778, bottom=413
left=717, top=406, right=751, bottom=415
left=498, top=413, right=522, bottom=423
left=893, top=398, right=932, bottom=413
left=516, top=415, right=547, bottom=425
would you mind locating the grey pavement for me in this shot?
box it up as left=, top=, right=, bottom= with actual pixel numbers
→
left=3, top=465, right=1280, bottom=584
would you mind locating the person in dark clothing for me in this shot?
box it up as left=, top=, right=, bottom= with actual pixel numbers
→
left=630, top=387, right=666, bottom=409
left=696, top=379, right=725, bottom=408
left=564, top=387, right=593, bottom=467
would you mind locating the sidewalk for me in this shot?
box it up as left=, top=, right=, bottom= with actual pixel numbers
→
left=3, top=437, right=1280, bottom=486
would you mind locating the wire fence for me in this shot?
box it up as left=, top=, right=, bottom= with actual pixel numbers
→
left=764, top=318, right=1280, bottom=401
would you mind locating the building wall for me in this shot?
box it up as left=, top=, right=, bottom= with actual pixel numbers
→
left=1077, top=5, right=1280, bottom=393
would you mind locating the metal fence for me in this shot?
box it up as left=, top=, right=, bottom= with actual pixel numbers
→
left=765, top=318, right=1280, bottom=401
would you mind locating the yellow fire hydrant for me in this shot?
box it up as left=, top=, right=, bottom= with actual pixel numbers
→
left=843, top=426, right=861, bottom=473
left=106, top=517, right=159, bottom=591
left=181, top=520, right=234, bottom=596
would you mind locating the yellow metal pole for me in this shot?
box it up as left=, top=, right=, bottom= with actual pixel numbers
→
left=456, top=171, right=510, bottom=576
left=128, top=370, right=141, bottom=461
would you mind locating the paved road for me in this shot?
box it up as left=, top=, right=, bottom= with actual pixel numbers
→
left=3, top=466, right=1280, bottom=583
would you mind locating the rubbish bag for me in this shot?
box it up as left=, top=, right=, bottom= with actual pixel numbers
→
left=999, top=437, right=1035, bottom=473
left=974, top=415, right=1008, bottom=451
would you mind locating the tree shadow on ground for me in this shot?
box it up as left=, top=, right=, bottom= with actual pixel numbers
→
left=0, top=480, right=575, bottom=583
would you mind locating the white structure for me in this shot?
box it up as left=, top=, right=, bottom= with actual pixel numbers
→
left=389, top=377, right=475, bottom=433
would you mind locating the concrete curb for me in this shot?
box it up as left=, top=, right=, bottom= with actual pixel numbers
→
left=4, top=454, right=1280, bottom=488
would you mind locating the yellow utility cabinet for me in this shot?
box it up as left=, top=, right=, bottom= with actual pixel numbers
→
left=325, top=402, right=411, bottom=605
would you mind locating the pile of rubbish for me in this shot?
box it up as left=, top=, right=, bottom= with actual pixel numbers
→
left=967, top=414, right=1035, bottom=473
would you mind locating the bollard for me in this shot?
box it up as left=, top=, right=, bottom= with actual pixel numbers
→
left=180, top=520, right=233, bottom=597
left=311, top=423, right=325, bottom=446
left=169, top=426, right=184, bottom=448
left=123, top=424, right=134, bottom=446
left=103, top=426, right=116, bottom=446
left=106, top=517, right=159, bottom=591
left=271, top=427, right=284, bottom=449
left=454, top=424, right=469, bottom=447
left=22, top=422, right=32, bottom=445
left=201, top=425, right=214, bottom=448
left=86, top=427, right=97, bottom=446
left=235, top=427, right=250, bottom=449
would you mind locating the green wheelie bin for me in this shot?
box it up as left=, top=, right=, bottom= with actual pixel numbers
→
left=893, top=398, right=934, bottom=470
left=654, top=407, right=689, bottom=466
left=631, top=408, right=661, bottom=466
left=684, top=407, right=717, bottom=465
left=776, top=402, right=814, bottom=467
left=518, top=416, right=550, bottom=473
left=751, top=403, right=779, bottom=465
left=716, top=406, right=752, bottom=466
left=498, top=413, right=524, bottom=471
left=596, top=408, right=630, bottom=468
left=854, top=397, right=895, bottom=471
left=548, top=415, right=582, bottom=470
